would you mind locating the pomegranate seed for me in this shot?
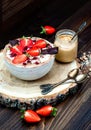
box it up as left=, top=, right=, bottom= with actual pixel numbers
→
left=10, top=53, right=17, bottom=57
left=27, top=60, right=31, bottom=63
left=32, top=57, right=38, bottom=60
left=47, top=44, right=52, bottom=48
left=23, top=62, right=27, bottom=66
left=35, top=61, right=40, bottom=64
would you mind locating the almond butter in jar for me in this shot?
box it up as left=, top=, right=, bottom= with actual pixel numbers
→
left=54, top=29, right=78, bottom=63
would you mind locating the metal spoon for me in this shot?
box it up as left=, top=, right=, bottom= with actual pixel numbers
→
left=40, top=72, right=88, bottom=95
left=71, top=21, right=86, bottom=41
left=40, top=68, right=79, bottom=95
left=68, top=73, right=88, bottom=84
left=76, top=73, right=88, bottom=83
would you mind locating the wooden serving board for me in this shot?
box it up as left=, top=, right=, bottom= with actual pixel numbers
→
left=0, top=51, right=79, bottom=109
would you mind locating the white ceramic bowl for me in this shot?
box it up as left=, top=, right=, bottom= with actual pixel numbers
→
left=3, top=37, right=55, bottom=80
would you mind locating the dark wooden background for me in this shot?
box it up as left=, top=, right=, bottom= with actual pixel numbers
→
left=0, top=0, right=91, bottom=130
left=0, top=0, right=88, bottom=48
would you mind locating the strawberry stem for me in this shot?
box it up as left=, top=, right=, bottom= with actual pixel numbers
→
left=21, top=35, right=33, bottom=39
left=22, top=36, right=26, bottom=39
left=20, top=109, right=25, bottom=113
left=40, top=26, right=46, bottom=34
left=20, top=115, right=24, bottom=119
left=20, top=109, right=25, bottom=119
left=30, top=34, right=33, bottom=38
left=6, top=47, right=10, bottom=51
left=51, top=107, right=57, bottom=117
left=25, top=53, right=30, bottom=57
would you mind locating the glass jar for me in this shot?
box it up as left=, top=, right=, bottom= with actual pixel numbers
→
left=54, top=29, right=78, bottom=63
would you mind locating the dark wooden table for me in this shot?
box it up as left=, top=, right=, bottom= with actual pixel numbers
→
left=0, top=0, right=91, bottom=130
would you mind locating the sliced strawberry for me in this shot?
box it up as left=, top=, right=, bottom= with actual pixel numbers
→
left=21, top=110, right=41, bottom=123
left=27, top=48, right=40, bottom=56
left=12, top=54, right=27, bottom=64
left=34, top=39, right=47, bottom=48
left=27, top=38, right=33, bottom=47
left=19, top=38, right=33, bottom=49
left=10, top=45, right=23, bottom=55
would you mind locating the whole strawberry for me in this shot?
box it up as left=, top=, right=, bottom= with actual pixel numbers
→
left=36, top=105, right=57, bottom=117
left=40, top=25, right=56, bottom=35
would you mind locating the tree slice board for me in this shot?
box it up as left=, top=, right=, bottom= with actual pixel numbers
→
left=0, top=51, right=79, bottom=109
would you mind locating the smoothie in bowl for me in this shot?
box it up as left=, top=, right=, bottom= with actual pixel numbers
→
left=3, top=37, right=58, bottom=80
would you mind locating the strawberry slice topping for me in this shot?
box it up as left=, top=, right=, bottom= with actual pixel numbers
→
left=12, top=54, right=27, bottom=64
left=10, top=45, right=23, bottom=55
left=27, top=48, right=40, bottom=56
left=8, top=37, right=54, bottom=65
left=19, top=38, right=33, bottom=49
left=34, top=39, right=47, bottom=48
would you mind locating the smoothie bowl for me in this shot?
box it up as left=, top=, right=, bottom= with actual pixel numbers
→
left=3, top=37, right=58, bottom=80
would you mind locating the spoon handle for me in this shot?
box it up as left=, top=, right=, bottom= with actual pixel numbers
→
left=40, top=68, right=79, bottom=95
left=41, top=77, right=70, bottom=95
left=71, top=21, right=86, bottom=41
left=77, top=21, right=86, bottom=33
left=52, top=77, right=69, bottom=88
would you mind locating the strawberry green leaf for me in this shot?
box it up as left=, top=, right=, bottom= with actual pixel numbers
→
left=40, top=26, right=46, bottom=34
left=51, top=107, right=57, bottom=116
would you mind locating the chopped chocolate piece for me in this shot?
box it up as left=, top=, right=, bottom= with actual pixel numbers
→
left=9, top=39, right=19, bottom=46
